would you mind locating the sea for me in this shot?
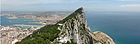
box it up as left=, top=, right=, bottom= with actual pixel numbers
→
left=1, top=11, right=140, bottom=44
left=0, top=16, right=42, bottom=29
left=86, top=11, right=140, bottom=44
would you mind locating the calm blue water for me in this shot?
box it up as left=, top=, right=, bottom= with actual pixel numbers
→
left=86, top=12, right=140, bottom=44
left=0, top=16, right=42, bottom=28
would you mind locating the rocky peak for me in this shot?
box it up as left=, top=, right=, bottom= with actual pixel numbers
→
left=53, top=7, right=92, bottom=44
left=54, top=7, right=115, bottom=44
left=16, top=7, right=115, bottom=44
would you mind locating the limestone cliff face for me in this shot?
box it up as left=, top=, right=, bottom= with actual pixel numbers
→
left=16, top=7, right=115, bottom=44
left=53, top=7, right=115, bottom=44
left=53, top=7, right=92, bottom=44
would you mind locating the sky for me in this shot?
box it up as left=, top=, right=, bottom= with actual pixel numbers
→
left=1, top=0, right=140, bottom=12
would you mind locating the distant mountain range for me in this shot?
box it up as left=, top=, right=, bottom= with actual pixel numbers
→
left=1, top=11, right=71, bottom=14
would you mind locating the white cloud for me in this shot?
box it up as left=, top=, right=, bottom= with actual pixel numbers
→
left=1, top=0, right=82, bottom=11
left=120, top=0, right=140, bottom=1
left=120, top=4, right=140, bottom=7
left=119, top=4, right=140, bottom=12
left=2, top=0, right=81, bottom=5
left=1, top=0, right=82, bottom=7
left=1, top=0, right=140, bottom=12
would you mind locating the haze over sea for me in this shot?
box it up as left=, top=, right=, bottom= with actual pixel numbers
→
left=86, top=11, right=140, bottom=44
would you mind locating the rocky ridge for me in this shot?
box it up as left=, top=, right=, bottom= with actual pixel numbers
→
left=16, top=7, right=115, bottom=44
left=53, top=7, right=92, bottom=44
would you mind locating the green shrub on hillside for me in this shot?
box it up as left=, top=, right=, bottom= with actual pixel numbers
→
left=16, top=8, right=83, bottom=44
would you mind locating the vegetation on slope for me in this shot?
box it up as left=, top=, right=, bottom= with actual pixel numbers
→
left=16, top=24, right=60, bottom=44
left=16, top=7, right=83, bottom=44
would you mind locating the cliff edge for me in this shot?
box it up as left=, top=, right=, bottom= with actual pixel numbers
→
left=16, top=7, right=115, bottom=44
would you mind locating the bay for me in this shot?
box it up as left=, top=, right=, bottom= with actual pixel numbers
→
left=0, top=16, right=42, bottom=29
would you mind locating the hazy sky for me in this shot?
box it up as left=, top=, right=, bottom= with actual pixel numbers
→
left=1, top=0, right=140, bottom=12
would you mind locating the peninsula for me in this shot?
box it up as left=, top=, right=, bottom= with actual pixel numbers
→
left=16, top=8, right=115, bottom=44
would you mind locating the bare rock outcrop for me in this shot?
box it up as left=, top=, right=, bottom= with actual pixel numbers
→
left=16, top=7, right=115, bottom=44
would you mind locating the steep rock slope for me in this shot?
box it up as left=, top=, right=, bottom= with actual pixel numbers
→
left=16, top=7, right=115, bottom=44
left=53, top=7, right=92, bottom=44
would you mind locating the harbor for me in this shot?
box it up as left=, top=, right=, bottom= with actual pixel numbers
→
left=0, top=12, right=68, bottom=44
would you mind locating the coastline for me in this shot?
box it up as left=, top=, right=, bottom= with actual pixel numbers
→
left=89, top=31, right=115, bottom=44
